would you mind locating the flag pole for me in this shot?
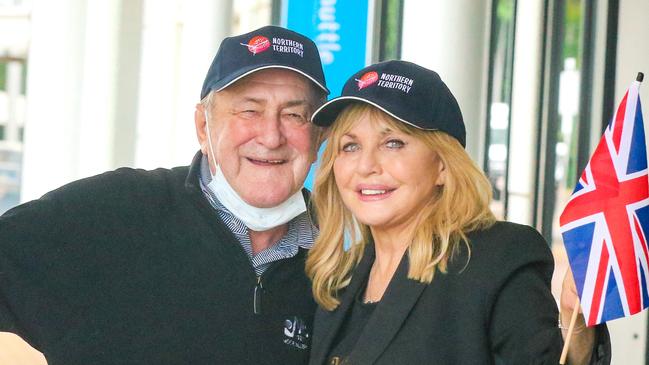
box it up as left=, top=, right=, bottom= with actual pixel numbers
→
left=559, top=297, right=581, bottom=364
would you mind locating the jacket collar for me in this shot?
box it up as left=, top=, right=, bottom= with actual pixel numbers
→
left=184, top=150, right=205, bottom=193
left=311, top=244, right=427, bottom=365
left=310, top=243, right=375, bottom=364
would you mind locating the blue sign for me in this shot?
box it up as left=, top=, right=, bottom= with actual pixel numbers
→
left=283, top=0, right=371, bottom=189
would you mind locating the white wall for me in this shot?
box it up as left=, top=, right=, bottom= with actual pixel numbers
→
left=506, top=0, right=545, bottom=226
left=401, top=0, right=491, bottom=162
left=21, top=0, right=233, bottom=201
left=21, top=0, right=92, bottom=200
left=134, top=0, right=232, bottom=169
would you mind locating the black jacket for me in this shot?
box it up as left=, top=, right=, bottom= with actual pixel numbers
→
left=0, top=152, right=316, bottom=364
left=310, top=222, right=611, bottom=365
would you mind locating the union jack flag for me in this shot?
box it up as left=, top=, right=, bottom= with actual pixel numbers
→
left=560, top=75, right=648, bottom=326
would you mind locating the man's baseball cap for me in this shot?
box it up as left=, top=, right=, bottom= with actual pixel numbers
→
left=312, top=60, right=466, bottom=147
left=200, top=25, right=329, bottom=99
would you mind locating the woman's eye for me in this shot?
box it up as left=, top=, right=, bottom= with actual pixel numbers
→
left=341, top=142, right=359, bottom=152
left=385, top=139, right=405, bottom=149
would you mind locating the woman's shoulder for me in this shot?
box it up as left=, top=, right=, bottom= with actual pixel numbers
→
left=454, top=221, right=554, bottom=276
left=468, top=221, right=549, bottom=253
left=468, top=221, right=544, bottom=242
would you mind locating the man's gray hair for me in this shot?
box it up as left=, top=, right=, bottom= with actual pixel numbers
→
left=200, top=91, right=217, bottom=118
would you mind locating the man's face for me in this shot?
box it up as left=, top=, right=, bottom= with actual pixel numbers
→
left=195, top=68, right=322, bottom=208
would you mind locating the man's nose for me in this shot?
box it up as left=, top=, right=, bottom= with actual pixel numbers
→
left=255, top=113, right=286, bottom=148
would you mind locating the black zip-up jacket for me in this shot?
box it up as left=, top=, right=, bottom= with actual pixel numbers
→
left=0, top=152, right=316, bottom=364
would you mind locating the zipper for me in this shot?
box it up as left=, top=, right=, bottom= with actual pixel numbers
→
left=252, top=260, right=284, bottom=315
left=251, top=251, right=300, bottom=315
left=253, top=275, right=264, bottom=315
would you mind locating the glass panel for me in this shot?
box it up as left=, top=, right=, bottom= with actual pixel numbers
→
left=549, top=0, right=589, bottom=297
left=0, top=60, right=27, bottom=214
left=0, top=62, right=6, bottom=91
left=0, top=148, right=21, bottom=213
left=484, top=0, right=516, bottom=220
left=551, top=0, right=585, bottom=241
left=0, top=1, right=30, bottom=215
left=379, top=0, right=403, bottom=61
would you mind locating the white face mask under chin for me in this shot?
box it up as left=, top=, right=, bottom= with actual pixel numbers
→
left=203, top=111, right=307, bottom=232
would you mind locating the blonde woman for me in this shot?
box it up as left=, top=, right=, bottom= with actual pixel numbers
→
left=306, top=61, right=608, bottom=364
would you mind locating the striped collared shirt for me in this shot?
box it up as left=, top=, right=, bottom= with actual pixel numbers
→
left=198, top=157, right=317, bottom=276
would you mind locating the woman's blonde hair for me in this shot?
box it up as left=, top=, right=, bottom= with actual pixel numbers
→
left=306, top=103, right=496, bottom=310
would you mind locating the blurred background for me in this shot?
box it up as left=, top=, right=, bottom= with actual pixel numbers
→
left=0, top=0, right=648, bottom=363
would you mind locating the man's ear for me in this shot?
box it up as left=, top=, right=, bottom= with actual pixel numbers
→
left=194, top=103, right=209, bottom=155
left=314, top=126, right=331, bottom=148
left=318, top=126, right=331, bottom=146
left=310, top=126, right=329, bottom=163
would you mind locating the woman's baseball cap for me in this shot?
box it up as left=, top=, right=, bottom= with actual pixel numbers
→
left=312, top=60, right=465, bottom=147
left=200, top=25, right=329, bottom=99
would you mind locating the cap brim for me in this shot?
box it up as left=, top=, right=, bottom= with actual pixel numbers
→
left=312, top=96, right=432, bottom=133
left=214, top=64, right=329, bottom=95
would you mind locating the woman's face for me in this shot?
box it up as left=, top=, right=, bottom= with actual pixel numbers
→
left=333, top=112, right=445, bottom=235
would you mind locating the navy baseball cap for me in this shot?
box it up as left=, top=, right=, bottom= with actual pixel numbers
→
left=312, top=60, right=466, bottom=147
left=200, top=25, right=329, bottom=99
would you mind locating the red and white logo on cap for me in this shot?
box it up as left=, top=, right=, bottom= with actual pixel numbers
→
left=240, top=35, right=270, bottom=55
left=356, top=71, right=379, bottom=90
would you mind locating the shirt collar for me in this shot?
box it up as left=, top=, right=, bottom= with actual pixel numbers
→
left=197, top=155, right=316, bottom=250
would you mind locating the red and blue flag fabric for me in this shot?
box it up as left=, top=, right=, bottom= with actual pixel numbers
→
left=560, top=76, right=648, bottom=326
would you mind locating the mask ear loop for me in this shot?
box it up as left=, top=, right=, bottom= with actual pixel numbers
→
left=204, top=111, right=219, bottom=174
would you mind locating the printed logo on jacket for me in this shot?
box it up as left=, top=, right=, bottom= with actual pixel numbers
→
left=283, top=316, right=310, bottom=350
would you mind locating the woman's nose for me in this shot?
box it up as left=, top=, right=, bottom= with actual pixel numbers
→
left=356, top=148, right=380, bottom=176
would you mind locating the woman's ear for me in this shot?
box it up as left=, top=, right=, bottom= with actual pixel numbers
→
left=435, top=159, right=446, bottom=186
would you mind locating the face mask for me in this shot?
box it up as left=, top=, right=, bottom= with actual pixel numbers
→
left=203, top=111, right=307, bottom=232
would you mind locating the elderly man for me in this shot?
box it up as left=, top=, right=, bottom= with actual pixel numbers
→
left=0, top=26, right=327, bottom=364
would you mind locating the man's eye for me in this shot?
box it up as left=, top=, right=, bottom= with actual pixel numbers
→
left=341, top=142, right=359, bottom=152
left=284, top=113, right=306, bottom=123
left=385, top=139, right=405, bottom=149
left=240, top=110, right=258, bottom=116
